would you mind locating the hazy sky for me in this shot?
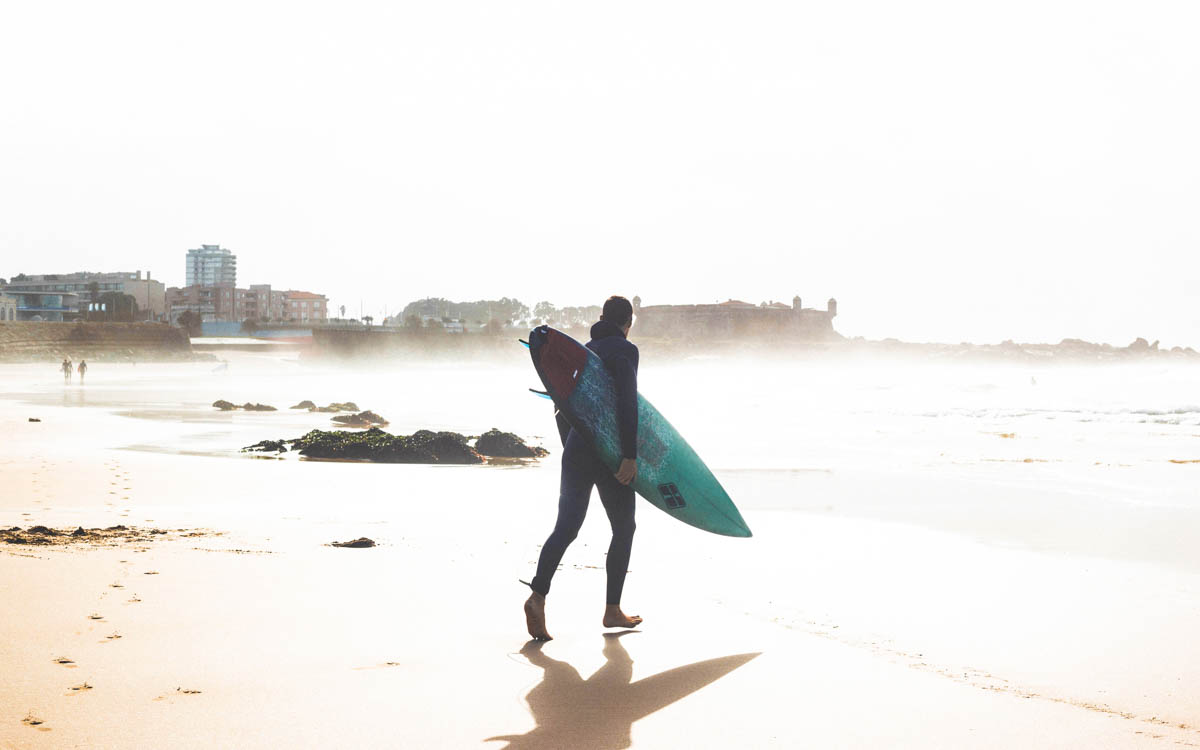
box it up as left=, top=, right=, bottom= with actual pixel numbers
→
left=2, top=1, right=1197, bottom=345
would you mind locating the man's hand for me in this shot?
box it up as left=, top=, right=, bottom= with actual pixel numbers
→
left=615, top=458, right=637, bottom=486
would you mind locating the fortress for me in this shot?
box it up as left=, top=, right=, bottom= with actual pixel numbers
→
left=631, top=296, right=839, bottom=341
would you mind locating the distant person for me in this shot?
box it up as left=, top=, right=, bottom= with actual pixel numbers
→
left=523, top=296, right=643, bottom=641
left=61, top=358, right=72, bottom=384
left=77, top=360, right=87, bottom=384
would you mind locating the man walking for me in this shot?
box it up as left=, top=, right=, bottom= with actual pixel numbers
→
left=77, top=360, right=88, bottom=384
left=524, top=296, right=643, bottom=641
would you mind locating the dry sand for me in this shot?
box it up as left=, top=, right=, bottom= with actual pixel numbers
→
left=2, top=361, right=1199, bottom=748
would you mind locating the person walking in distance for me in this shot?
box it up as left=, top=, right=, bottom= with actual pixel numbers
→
left=61, top=358, right=72, bottom=384
left=77, top=360, right=87, bottom=384
left=524, top=296, right=643, bottom=641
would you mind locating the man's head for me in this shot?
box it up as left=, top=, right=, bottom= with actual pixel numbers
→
left=601, top=295, right=634, bottom=334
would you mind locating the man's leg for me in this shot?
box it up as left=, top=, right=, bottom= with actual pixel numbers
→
left=525, top=432, right=595, bottom=640
left=597, top=474, right=642, bottom=628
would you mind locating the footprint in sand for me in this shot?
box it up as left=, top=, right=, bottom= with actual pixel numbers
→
left=143, top=571, right=159, bottom=576
left=127, top=596, right=142, bottom=604
left=53, top=658, right=76, bottom=668
left=67, top=682, right=93, bottom=694
left=88, top=614, right=104, bottom=621
left=104, top=632, right=122, bottom=642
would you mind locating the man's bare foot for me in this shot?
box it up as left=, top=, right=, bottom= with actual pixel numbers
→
left=602, top=605, right=643, bottom=629
left=525, top=592, right=552, bottom=641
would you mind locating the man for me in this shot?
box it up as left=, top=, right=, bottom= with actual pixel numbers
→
left=524, top=296, right=643, bottom=641
left=77, top=360, right=88, bottom=384
left=61, top=358, right=72, bottom=384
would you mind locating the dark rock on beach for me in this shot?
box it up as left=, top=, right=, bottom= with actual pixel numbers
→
left=309, top=401, right=360, bottom=413
left=28, top=417, right=41, bottom=423
left=214, top=400, right=277, bottom=411
left=474, top=428, right=549, bottom=458
left=242, top=439, right=290, bottom=453
left=331, top=410, right=389, bottom=427
left=290, top=400, right=317, bottom=410
left=330, top=537, right=376, bottom=548
left=294, top=427, right=484, bottom=464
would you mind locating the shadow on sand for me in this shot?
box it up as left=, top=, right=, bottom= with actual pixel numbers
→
left=486, top=633, right=760, bottom=750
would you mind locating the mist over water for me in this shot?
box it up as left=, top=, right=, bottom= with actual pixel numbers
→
left=11, top=351, right=1200, bottom=527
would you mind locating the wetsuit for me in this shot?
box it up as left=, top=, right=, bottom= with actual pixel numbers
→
left=530, top=319, right=639, bottom=605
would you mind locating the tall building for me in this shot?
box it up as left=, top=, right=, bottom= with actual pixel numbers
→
left=186, top=245, right=237, bottom=287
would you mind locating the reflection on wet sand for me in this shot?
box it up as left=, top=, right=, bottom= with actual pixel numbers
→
left=487, top=633, right=759, bottom=750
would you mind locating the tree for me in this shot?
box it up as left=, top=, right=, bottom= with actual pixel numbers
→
left=362, top=315, right=374, bottom=326
left=533, top=301, right=556, bottom=325
left=339, top=305, right=346, bottom=318
left=91, top=292, right=138, bottom=322
left=240, top=318, right=258, bottom=334
left=177, top=310, right=202, bottom=336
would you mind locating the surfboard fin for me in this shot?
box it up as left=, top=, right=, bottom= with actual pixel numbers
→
left=518, top=339, right=530, bottom=348
left=529, top=389, right=551, bottom=399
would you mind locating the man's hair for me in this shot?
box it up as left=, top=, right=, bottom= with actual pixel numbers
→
left=600, top=296, right=633, bottom=328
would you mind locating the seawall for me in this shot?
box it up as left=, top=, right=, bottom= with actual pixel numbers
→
left=0, top=322, right=196, bottom=362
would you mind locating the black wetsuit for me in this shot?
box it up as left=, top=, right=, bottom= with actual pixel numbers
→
left=530, top=320, right=639, bottom=605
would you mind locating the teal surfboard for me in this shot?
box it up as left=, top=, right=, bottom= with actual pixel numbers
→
left=526, top=326, right=751, bottom=538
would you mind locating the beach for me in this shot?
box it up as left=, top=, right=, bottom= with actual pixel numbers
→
left=3, top=351, right=1200, bottom=748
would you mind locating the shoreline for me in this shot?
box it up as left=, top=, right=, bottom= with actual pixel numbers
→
left=3, top=357, right=1200, bottom=747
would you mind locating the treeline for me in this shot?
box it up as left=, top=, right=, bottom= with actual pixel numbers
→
left=391, top=298, right=602, bottom=329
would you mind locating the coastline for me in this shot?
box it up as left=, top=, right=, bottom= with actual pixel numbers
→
left=2, top=357, right=1200, bottom=747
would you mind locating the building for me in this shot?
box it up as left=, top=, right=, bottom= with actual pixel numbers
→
left=631, top=295, right=839, bottom=340
left=186, top=245, right=237, bottom=287
left=0, top=271, right=165, bottom=321
left=282, top=291, right=328, bottom=323
left=167, top=284, right=327, bottom=324
left=0, top=294, right=16, bottom=322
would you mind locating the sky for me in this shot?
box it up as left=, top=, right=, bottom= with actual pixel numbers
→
left=1, top=1, right=1197, bottom=346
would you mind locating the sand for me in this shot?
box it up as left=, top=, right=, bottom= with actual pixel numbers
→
left=2, top=356, right=1199, bottom=748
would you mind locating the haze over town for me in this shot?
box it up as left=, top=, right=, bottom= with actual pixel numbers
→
left=3, top=1, right=1198, bottom=346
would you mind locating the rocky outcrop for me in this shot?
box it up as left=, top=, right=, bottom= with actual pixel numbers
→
left=330, top=537, right=376, bottom=548
left=289, top=400, right=316, bottom=410
left=213, top=400, right=276, bottom=411
left=310, top=402, right=359, bottom=413
left=474, top=429, right=549, bottom=458
left=331, top=410, right=389, bottom=427
left=243, top=426, right=549, bottom=464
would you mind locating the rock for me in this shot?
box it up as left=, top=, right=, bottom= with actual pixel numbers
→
left=213, top=399, right=237, bottom=410
left=28, top=417, right=40, bottom=422
left=292, top=427, right=484, bottom=464
left=105, top=525, right=128, bottom=531
left=71, top=526, right=87, bottom=537
left=241, top=403, right=277, bottom=412
left=331, top=410, right=389, bottom=427
left=310, top=406, right=339, bottom=412
left=242, top=439, right=290, bottom=453
left=290, top=400, right=316, bottom=410
left=1127, top=337, right=1150, bottom=351
left=328, top=402, right=359, bottom=412
left=474, top=428, right=550, bottom=458
left=331, top=537, right=376, bottom=548
left=27, top=525, right=57, bottom=535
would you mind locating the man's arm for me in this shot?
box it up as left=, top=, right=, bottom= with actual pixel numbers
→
left=610, top=353, right=638, bottom=484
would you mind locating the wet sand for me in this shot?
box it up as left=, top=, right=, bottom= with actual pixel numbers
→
left=3, top=358, right=1200, bottom=747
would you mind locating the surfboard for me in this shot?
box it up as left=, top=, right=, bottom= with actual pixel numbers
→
left=525, top=326, right=751, bottom=538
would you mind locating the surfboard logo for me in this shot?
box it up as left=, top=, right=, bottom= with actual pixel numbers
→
left=658, top=483, right=686, bottom=510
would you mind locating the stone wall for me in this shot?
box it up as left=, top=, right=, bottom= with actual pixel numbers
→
left=634, top=304, right=839, bottom=342
left=0, top=322, right=194, bottom=362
